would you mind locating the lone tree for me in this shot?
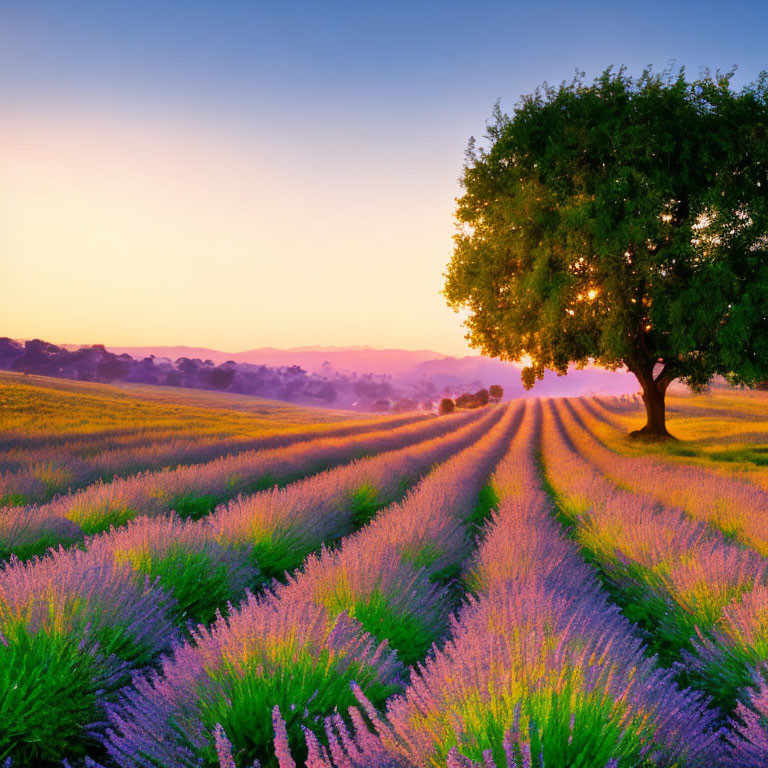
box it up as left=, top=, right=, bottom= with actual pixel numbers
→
left=444, top=68, right=768, bottom=437
left=489, top=384, right=504, bottom=402
left=439, top=397, right=456, bottom=414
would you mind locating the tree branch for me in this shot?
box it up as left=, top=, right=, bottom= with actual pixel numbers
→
left=654, top=362, right=677, bottom=391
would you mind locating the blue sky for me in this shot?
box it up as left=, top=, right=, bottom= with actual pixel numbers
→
left=4, top=1, right=765, bottom=110
left=1, top=1, right=766, bottom=354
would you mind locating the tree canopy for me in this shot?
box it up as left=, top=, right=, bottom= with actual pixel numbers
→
left=444, top=67, right=768, bottom=436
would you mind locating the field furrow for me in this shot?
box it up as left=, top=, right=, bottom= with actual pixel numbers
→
left=598, top=390, right=768, bottom=423
left=0, top=411, right=427, bottom=506
left=0, top=409, right=480, bottom=560
left=557, top=397, right=768, bottom=554
left=7, top=372, right=768, bottom=767
left=96, top=403, right=521, bottom=768
left=285, top=401, right=724, bottom=768
left=539, top=398, right=768, bottom=760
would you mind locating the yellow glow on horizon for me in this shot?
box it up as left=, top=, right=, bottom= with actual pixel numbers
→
left=0, top=109, right=476, bottom=356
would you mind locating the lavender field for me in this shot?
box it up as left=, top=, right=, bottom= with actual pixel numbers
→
left=4, top=0, right=767, bottom=763
left=2, top=379, right=768, bottom=767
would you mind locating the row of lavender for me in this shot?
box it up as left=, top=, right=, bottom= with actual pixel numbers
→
left=91, top=403, right=521, bottom=768
left=108, top=397, right=768, bottom=766
left=0, top=406, right=502, bottom=765
left=541, top=398, right=768, bottom=763
left=554, top=396, right=768, bottom=698
left=580, top=399, right=768, bottom=500
left=262, top=401, right=724, bottom=768
left=596, top=392, right=768, bottom=425
left=0, top=412, right=426, bottom=507
left=0, top=410, right=474, bottom=561
left=9, top=394, right=768, bottom=766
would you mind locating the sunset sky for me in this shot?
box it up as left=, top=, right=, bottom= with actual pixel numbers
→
left=1, top=1, right=766, bottom=356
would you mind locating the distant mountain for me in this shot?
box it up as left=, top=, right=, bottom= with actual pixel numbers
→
left=398, top=355, right=639, bottom=398
left=13, top=337, right=642, bottom=408
left=100, top=345, right=235, bottom=364
left=105, top=345, right=449, bottom=374
left=289, top=345, right=372, bottom=352
left=103, top=343, right=639, bottom=399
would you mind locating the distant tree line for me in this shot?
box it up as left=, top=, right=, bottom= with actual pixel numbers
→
left=439, top=385, right=503, bottom=414
left=0, top=338, right=505, bottom=413
left=0, top=338, right=342, bottom=405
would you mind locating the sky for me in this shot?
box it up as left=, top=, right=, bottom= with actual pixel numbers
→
left=1, top=1, right=766, bottom=356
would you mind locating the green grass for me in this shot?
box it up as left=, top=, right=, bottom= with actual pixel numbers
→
left=170, top=493, right=227, bottom=521
left=343, top=589, right=437, bottom=666
left=348, top=483, right=384, bottom=528
left=0, top=370, right=364, bottom=437
left=430, top=681, right=660, bottom=768
left=169, top=472, right=301, bottom=523
left=248, top=528, right=309, bottom=583
left=681, top=645, right=759, bottom=716
left=0, top=493, right=27, bottom=507
left=465, top=482, right=500, bottom=535
left=0, top=601, right=162, bottom=767
left=708, top=446, right=768, bottom=466
left=131, top=548, right=250, bottom=627
left=663, top=443, right=698, bottom=458
left=74, top=504, right=138, bottom=536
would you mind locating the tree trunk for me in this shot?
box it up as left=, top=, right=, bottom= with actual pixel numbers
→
left=636, top=380, right=670, bottom=438
left=625, top=362, right=674, bottom=439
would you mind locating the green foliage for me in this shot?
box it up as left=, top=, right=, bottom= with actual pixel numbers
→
left=198, top=647, right=398, bottom=768
left=135, top=548, right=242, bottom=626
left=445, top=67, right=768, bottom=432
left=0, top=628, right=102, bottom=766
left=543, top=458, right=756, bottom=672
left=348, top=483, right=383, bottom=528
left=400, top=540, right=444, bottom=570
left=436, top=682, right=657, bottom=768
left=429, top=561, right=464, bottom=590
left=0, top=493, right=27, bottom=507
left=685, top=646, right=758, bottom=716
left=170, top=493, right=225, bottom=521
left=600, top=563, right=689, bottom=665
left=664, top=443, right=698, bottom=458
left=0, top=531, right=80, bottom=562
left=86, top=614, right=156, bottom=671
left=243, top=473, right=288, bottom=494
left=73, top=503, right=137, bottom=535
left=466, top=482, right=501, bottom=534
left=344, top=589, right=436, bottom=665
left=249, top=528, right=308, bottom=583
left=0, top=605, right=155, bottom=764
left=709, top=446, right=768, bottom=466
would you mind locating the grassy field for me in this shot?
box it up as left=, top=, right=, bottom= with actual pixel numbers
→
left=585, top=389, right=768, bottom=490
left=0, top=372, right=423, bottom=507
left=0, top=370, right=367, bottom=437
